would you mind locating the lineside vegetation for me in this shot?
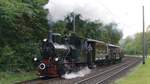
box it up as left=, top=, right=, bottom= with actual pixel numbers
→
left=116, top=58, right=150, bottom=84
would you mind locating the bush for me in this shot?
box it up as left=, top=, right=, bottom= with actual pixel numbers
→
left=0, top=0, right=48, bottom=71
left=0, top=42, right=41, bottom=72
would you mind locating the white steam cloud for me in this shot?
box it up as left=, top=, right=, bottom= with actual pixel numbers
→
left=62, top=67, right=91, bottom=79
left=43, top=0, right=114, bottom=23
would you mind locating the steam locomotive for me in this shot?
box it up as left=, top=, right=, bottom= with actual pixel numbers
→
left=34, top=31, right=124, bottom=77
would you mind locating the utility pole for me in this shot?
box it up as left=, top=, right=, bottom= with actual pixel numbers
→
left=142, top=5, right=145, bottom=64
left=146, top=26, right=150, bottom=58
left=73, top=12, right=76, bottom=33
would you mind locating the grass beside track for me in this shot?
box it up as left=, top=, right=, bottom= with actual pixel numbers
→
left=116, top=57, right=150, bottom=84
left=0, top=71, right=37, bottom=84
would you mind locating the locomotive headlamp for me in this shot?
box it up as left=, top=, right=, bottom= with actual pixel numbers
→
left=39, top=63, right=46, bottom=70
left=55, top=57, right=59, bottom=61
left=43, top=38, right=47, bottom=42
left=34, top=57, right=37, bottom=61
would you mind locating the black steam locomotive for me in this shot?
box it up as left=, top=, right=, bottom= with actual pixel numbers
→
left=34, top=31, right=124, bottom=77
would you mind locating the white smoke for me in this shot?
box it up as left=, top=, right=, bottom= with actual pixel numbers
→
left=43, top=0, right=114, bottom=23
left=62, top=67, right=91, bottom=79
left=54, top=43, right=68, bottom=50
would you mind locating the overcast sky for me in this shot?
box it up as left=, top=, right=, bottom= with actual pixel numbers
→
left=44, top=0, right=150, bottom=38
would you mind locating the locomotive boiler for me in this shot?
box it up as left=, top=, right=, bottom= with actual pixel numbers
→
left=34, top=31, right=124, bottom=77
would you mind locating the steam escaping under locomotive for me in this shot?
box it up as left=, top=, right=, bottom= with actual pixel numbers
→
left=34, top=31, right=124, bottom=78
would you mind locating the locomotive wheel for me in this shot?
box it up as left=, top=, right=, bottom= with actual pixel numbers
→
left=112, top=59, right=116, bottom=64
left=88, top=64, right=94, bottom=69
left=105, top=55, right=112, bottom=65
left=57, top=63, right=66, bottom=77
left=118, top=57, right=122, bottom=63
left=58, top=63, right=72, bottom=77
left=58, top=68, right=66, bottom=77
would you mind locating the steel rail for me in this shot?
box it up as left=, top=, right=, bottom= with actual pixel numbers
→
left=74, top=61, right=131, bottom=84
left=95, top=59, right=139, bottom=84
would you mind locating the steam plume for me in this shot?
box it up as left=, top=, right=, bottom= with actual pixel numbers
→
left=43, top=0, right=114, bottom=23
left=62, top=67, right=91, bottom=79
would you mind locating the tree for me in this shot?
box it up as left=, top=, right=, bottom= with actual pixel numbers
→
left=53, top=12, right=122, bottom=44
left=120, top=32, right=149, bottom=55
left=0, top=0, right=48, bottom=71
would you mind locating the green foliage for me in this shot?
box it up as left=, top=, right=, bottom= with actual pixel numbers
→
left=0, top=0, right=48, bottom=45
left=0, top=46, right=15, bottom=71
left=0, top=0, right=48, bottom=71
left=53, top=13, right=122, bottom=44
left=121, top=32, right=150, bottom=55
left=0, top=71, right=37, bottom=84
left=116, top=58, right=150, bottom=84
left=0, top=42, right=41, bottom=71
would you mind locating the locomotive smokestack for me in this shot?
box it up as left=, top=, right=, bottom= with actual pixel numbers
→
left=48, top=30, right=53, bottom=43
left=43, top=0, right=54, bottom=43
left=47, top=20, right=53, bottom=43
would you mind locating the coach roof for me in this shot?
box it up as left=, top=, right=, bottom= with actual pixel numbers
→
left=107, top=44, right=120, bottom=48
left=87, top=39, right=105, bottom=44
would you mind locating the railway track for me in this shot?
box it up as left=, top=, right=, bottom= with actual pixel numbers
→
left=18, top=56, right=141, bottom=84
left=74, top=57, right=141, bottom=84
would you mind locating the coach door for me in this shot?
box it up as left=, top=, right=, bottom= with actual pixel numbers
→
left=95, top=42, right=107, bottom=61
